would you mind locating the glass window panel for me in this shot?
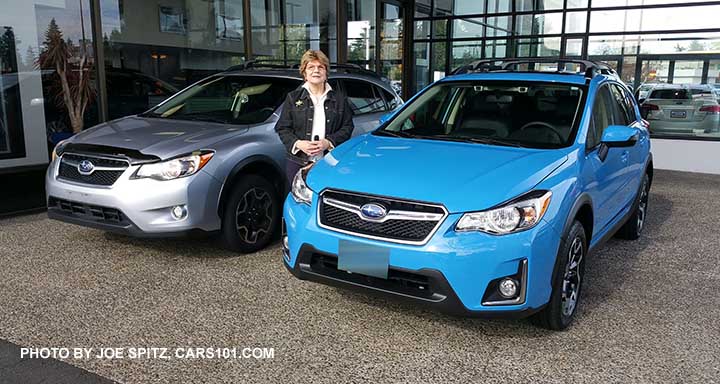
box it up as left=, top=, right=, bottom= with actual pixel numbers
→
left=452, top=40, right=482, bottom=70
left=590, top=10, right=641, bottom=33
left=567, top=0, right=588, bottom=8
left=565, top=38, right=584, bottom=56
left=454, top=0, right=484, bottom=15
left=516, top=13, right=563, bottom=35
left=487, top=0, right=511, bottom=13
left=620, top=56, right=637, bottom=87
left=708, top=61, right=720, bottom=85
left=640, top=5, right=720, bottom=31
left=347, top=0, right=375, bottom=70
left=517, top=37, right=561, bottom=57
left=565, top=12, right=587, bottom=34
left=485, top=39, right=508, bottom=58
left=415, top=0, right=431, bottom=17
left=593, top=0, right=720, bottom=6
left=434, top=0, right=453, bottom=16
left=516, top=0, right=564, bottom=12
left=639, top=33, right=720, bottom=55
left=486, top=16, right=511, bottom=37
left=415, top=20, right=430, bottom=40
left=251, top=0, right=282, bottom=61
left=673, top=60, right=704, bottom=84
left=413, top=42, right=430, bottom=94
left=453, top=18, right=484, bottom=39
left=433, top=19, right=448, bottom=39
left=588, top=35, right=632, bottom=55
left=640, top=60, right=670, bottom=84
left=432, top=42, right=447, bottom=81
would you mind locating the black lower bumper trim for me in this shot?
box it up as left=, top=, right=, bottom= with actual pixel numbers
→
left=285, top=244, right=542, bottom=319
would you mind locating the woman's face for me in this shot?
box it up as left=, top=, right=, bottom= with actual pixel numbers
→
left=304, top=59, right=327, bottom=85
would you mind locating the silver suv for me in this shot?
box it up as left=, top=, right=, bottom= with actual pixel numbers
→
left=46, top=64, right=402, bottom=253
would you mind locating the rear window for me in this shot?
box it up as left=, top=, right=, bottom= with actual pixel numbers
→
left=649, top=89, right=691, bottom=100
left=147, top=75, right=301, bottom=124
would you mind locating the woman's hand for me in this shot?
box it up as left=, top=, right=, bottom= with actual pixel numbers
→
left=295, top=140, right=322, bottom=156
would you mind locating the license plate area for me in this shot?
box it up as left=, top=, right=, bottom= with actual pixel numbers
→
left=670, top=110, right=687, bottom=118
left=337, top=240, right=390, bottom=279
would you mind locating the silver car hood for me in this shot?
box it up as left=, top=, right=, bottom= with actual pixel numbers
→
left=69, top=116, right=249, bottom=159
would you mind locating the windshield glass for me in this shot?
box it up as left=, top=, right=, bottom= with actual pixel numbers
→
left=147, top=75, right=300, bottom=124
left=376, top=81, right=585, bottom=148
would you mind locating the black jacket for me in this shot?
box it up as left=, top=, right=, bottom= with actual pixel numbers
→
left=275, top=86, right=354, bottom=165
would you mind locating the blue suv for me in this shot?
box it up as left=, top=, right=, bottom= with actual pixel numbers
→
left=282, top=59, right=653, bottom=330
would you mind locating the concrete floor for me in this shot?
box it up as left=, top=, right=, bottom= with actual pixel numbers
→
left=0, top=170, right=718, bottom=383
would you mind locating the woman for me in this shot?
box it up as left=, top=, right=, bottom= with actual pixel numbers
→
left=275, top=50, right=354, bottom=185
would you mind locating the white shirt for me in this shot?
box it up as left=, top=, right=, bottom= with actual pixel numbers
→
left=292, top=82, right=333, bottom=161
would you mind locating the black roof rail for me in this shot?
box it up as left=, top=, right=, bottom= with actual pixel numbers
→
left=451, top=58, right=618, bottom=79
left=225, top=60, right=292, bottom=71
left=226, top=61, right=382, bottom=78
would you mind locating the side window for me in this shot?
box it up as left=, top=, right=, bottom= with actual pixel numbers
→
left=379, top=87, right=400, bottom=111
left=588, top=86, right=615, bottom=149
left=610, top=84, right=634, bottom=125
left=621, top=86, right=638, bottom=123
left=343, top=80, right=385, bottom=115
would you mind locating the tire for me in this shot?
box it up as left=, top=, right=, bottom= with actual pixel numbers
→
left=531, top=220, right=587, bottom=331
left=616, top=173, right=650, bottom=240
left=221, top=174, right=280, bottom=253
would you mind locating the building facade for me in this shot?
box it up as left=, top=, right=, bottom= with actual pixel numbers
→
left=1, top=0, right=719, bottom=176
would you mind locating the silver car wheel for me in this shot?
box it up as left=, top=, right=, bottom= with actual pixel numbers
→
left=561, top=237, right=583, bottom=318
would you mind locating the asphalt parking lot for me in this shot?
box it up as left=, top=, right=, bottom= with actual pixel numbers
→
left=1, top=169, right=719, bottom=383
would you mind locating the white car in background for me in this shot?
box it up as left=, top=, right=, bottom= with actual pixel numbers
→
left=640, top=84, right=720, bottom=135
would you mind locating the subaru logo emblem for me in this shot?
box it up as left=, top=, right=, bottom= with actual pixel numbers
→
left=360, top=203, right=387, bottom=220
left=78, top=160, right=95, bottom=175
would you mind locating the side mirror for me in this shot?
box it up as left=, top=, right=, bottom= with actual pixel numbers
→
left=601, top=125, right=640, bottom=148
left=379, top=112, right=394, bottom=125
left=638, top=98, right=645, bottom=104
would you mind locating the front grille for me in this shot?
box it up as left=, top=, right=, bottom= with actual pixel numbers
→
left=318, top=190, right=447, bottom=244
left=48, top=197, right=128, bottom=225
left=58, top=153, right=128, bottom=186
left=309, top=253, right=439, bottom=300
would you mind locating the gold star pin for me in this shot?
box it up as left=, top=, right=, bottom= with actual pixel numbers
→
left=295, top=100, right=303, bottom=107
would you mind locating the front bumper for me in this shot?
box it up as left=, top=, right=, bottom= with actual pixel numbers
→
left=283, top=194, right=563, bottom=316
left=45, top=157, right=223, bottom=235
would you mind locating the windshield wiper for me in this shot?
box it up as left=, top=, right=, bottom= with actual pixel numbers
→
left=374, top=130, right=415, bottom=138
left=422, top=134, right=527, bottom=148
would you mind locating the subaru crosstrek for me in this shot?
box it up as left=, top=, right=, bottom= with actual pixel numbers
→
left=283, top=59, right=653, bottom=330
left=46, top=64, right=401, bottom=253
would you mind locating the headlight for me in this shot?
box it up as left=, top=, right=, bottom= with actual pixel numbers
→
left=455, top=191, right=552, bottom=235
left=133, top=151, right=214, bottom=181
left=291, top=169, right=313, bottom=205
left=51, top=140, right=69, bottom=161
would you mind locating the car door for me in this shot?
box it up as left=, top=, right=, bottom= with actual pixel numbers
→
left=583, top=84, right=629, bottom=233
left=341, top=79, right=388, bottom=136
left=610, top=83, right=646, bottom=207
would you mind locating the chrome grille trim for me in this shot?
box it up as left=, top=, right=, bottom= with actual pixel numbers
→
left=317, top=189, right=448, bottom=246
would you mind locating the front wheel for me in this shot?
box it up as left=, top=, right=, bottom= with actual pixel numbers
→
left=222, top=175, right=280, bottom=253
left=531, top=220, right=587, bottom=331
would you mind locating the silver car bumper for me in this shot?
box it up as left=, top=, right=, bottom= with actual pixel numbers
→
left=45, top=157, right=223, bottom=236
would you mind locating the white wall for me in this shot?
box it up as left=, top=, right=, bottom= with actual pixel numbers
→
left=651, top=138, right=720, bottom=174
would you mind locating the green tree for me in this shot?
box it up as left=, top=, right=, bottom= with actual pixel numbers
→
left=37, top=18, right=95, bottom=133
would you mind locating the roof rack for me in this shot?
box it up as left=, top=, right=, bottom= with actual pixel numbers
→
left=225, top=61, right=387, bottom=81
left=451, top=58, right=618, bottom=79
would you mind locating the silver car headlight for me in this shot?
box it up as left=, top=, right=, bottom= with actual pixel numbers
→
left=134, top=151, right=214, bottom=181
left=291, top=169, right=313, bottom=205
left=455, top=191, right=552, bottom=235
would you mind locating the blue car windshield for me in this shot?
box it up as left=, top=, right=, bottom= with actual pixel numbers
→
left=375, top=81, right=586, bottom=148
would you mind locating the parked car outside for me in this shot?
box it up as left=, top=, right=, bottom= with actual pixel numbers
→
left=46, top=64, right=402, bottom=253
left=283, top=59, right=653, bottom=330
left=635, top=82, right=659, bottom=102
left=640, top=84, right=720, bottom=135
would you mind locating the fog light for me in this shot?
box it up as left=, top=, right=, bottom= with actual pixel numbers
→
left=282, top=235, right=289, bottom=250
left=171, top=205, right=188, bottom=220
left=498, top=278, right=518, bottom=298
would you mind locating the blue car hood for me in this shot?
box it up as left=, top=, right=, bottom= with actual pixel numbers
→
left=307, top=135, right=568, bottom=213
